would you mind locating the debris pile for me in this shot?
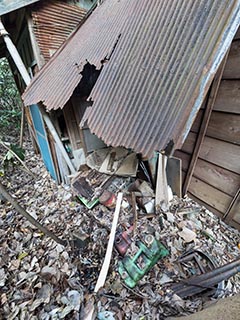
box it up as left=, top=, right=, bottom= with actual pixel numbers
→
left=0, top=143, right=239, bottom=319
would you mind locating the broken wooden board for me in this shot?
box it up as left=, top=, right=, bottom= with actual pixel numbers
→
left=155, top=153, right=169, bottom=210
left=167, top=157, right=182, bottom=198
left=72, top=174, right=94, bottom=200
left=87, top=147, right=138, bottom=177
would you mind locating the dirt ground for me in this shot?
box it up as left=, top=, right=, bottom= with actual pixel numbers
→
left=168, top=294, right=240, bottom=320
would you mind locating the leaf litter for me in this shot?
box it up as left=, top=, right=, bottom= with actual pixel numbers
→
left=0, top=140, right=239, bottom=319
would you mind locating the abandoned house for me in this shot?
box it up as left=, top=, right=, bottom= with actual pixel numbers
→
left=0, top=0, right=98, bottom=181
left=0, top=0, right=240, bottom=229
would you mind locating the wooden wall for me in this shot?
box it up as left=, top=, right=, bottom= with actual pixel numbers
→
left=175, top=33, right=240, bottom=230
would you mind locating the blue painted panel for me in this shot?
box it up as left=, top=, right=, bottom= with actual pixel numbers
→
left=30, top=105, right=57, bottom=181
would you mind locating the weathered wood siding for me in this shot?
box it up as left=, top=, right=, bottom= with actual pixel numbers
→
left=175, top=35, right=240, bottom=230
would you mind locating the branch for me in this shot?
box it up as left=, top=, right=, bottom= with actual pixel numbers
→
left=0, top=140, right=36, bottom=178
left=0, top=181, right=67, bottom=246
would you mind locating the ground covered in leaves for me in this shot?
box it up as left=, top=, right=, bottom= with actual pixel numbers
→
left=0, top=139, right=240, bottom=319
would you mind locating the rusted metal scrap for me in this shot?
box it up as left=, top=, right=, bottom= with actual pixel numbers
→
left=171, top=256, right=240, bottom=298
left=177, top=249, right=219, bottom=277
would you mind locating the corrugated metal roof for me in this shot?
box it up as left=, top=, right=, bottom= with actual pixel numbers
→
left=0, top=0, right=40, bottom=16
left=32, top=1, right=87, bottom=62
left=22, top=0, right=130, bottom=110
left=23, top=0, right=240, bottom=157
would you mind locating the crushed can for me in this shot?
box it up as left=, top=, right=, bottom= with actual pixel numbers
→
left=118, top=234, right=169, bottom=288
left=99, top=190, right=116, bottom=209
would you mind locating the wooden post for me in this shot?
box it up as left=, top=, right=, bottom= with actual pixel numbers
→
left=182, top=51, right=229, bottom=195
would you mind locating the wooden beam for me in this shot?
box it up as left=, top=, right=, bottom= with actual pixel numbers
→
left=223, top=188, right=240, bottom=223
left=183, top=52, right=229, bottom=195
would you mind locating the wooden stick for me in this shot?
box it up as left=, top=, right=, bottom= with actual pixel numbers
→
left=0, top=140, right=36, bottom=178
left=94, top=192, right=123, bottom=292
left=0, top=181, right=67, bottom=246
left=19, top=102, right=25, bottom=148
left=223, top=188, right=240, bottom=222
left=131, top=192, right=137, bottom=235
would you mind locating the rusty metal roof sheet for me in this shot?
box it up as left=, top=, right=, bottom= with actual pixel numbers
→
left=23, top=0, right=129, bottom=110
left=0, top=0, right=40, bottom=16
left=31, top=1, right=87, bottom=62
left=23, top=0, right=240, bottom=157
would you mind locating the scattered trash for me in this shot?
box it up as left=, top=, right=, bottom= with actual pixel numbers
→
left=114, top=226, right=133, bottom=256
left=99, top=190, right=116, bottom=209
left=98, top=310, right=115, bottom=320
left=171, top=256, right=240, bottom=298
left=87, top=147, right=138, bottom=177
left=0, top=141, right=240, bottom=319
left=178, top=226, right=197, bottom=243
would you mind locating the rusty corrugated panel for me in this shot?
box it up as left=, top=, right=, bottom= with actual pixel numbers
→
left=23, top=0, right=130, bottom=109
left=23, top=0, right=240, bottom=157
left=0, top=0, right=40, bottom=16
left=31, top=1, right=87, bottom=61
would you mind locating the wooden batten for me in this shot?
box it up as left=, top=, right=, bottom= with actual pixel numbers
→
left=224, top=189, right=240, bottom=223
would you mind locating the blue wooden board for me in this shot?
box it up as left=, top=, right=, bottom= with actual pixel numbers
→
left=30, top=105, right=57, bottom=181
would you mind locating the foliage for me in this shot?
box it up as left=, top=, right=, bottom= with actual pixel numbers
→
left=0, top=58, right=21, bottom=134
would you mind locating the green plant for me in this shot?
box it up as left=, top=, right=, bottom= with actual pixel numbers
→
left=0, top=58, right=21, bottom=133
